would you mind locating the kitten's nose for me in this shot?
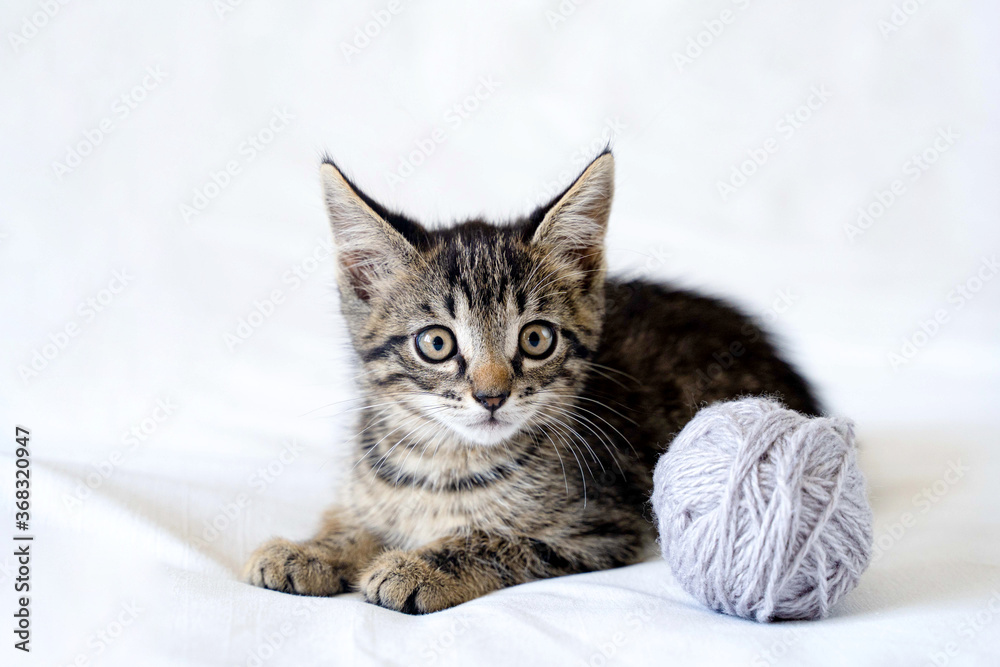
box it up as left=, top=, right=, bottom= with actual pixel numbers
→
left=474, top=392, right=508, bottom=413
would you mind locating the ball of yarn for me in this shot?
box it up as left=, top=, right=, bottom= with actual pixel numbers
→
left=651, top=397, right=873, bottom=622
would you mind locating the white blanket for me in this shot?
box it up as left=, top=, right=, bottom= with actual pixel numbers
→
left=2, top=1, right=998, bottom=665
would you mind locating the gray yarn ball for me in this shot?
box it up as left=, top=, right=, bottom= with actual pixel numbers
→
left=651, top=397, right=873, bottom=622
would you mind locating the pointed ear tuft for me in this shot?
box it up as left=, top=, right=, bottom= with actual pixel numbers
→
left=531, top=152, right=614, bottom=285
left=320, top=161, right=418, bottom=302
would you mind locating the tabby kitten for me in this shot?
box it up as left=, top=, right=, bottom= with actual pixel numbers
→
left=243, top=150, right=819, bottom=613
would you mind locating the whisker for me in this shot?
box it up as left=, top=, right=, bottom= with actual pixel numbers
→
left=355, top=413, right=426, bottom=473
left=408, top=420, right=453, bottom=484
left=541, top=410, right=600, bottom=474
left=543, top=404, right=624, bottom=477
left=579, top=360, right=642, bottom=384
left=578, top=363, right=631, bottom=391
left=391, top=417, right=448, bottom=487
left=538, top=414, right=590, bottom=507
left=538, top=423, right=570, bottom=497
left=526, top=265, right=603, bottom=302
left=542, top=405, right=609, bottom=462
left=568, top=395, right=641, bottom=426
left=300, top=392, right=420, bottom=419
left=543, top=392, right=641, bottom=456
left=362, top=405, right=452, bottom=482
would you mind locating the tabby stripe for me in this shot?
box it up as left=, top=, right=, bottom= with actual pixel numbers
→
left=559, top=327, right=593, bottom=359
left=362, top=335, right=408, bottom=362
left=368, top=442, right=538, bottom=492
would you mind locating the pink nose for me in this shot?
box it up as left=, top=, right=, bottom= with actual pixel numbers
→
left=474, top=392, right=508, bottom=412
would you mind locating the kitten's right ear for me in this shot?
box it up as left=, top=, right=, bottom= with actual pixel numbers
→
left=320, top=161, right=418, bottom=301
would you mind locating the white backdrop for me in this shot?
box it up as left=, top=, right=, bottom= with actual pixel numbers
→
left=2, top=1, right=999, bottom=666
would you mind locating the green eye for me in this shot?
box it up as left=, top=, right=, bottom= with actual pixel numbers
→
left=415, top=326, right=456, bottom=362
left=519, top=321, right=556, bottom=359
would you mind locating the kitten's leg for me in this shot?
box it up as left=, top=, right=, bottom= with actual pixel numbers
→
left=244, top=508, right=382, bottom=596
left=360, top=531, right=638, bottom=613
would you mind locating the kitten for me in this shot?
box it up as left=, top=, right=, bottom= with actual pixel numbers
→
left=243, top=150, right=820, bottom=613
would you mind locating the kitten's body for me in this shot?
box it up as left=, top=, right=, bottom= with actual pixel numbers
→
left=245, top=152, right=819, bottom=613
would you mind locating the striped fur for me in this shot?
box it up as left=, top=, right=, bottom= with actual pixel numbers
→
left=244, top=151, right=820, bottom=613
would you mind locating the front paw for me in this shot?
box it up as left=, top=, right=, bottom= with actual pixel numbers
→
left=360, top=550, right=456, bottom=614
left=244, top=538, right=351, bottom=596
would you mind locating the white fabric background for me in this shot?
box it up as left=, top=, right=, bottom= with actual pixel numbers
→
left=2, top=1, right=998, bottom=665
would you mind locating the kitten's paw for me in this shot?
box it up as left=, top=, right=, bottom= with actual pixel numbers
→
left=360, top=550, right=456, bottom=614
left=244, top=538, right=351, bottom=596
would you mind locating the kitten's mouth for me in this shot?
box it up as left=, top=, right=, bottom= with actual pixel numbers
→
left=448, top=413, right=523, bottom=446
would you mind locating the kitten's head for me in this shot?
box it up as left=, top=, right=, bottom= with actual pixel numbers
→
left=321, top=151, right=614, bottom=446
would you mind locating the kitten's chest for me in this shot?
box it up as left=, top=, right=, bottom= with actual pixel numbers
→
left=348, top=471, right=534, bottom=550
left=345, top=424, right=591, bottom=549
left=385, top=491, right=478, bottom=550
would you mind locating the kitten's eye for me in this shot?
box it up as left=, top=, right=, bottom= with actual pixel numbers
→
left=519, top=321, right=556, bottom=359
left=415, top=326, right=456, bottom=363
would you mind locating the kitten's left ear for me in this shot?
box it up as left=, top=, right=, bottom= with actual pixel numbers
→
left=531, top=151, right=614, bottom=284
